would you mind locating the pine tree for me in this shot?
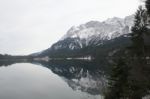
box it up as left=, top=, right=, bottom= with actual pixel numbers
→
left=146, top=0, right=150, bottom=15
left=105, top=58, right=129, bottom=99
left=105, top=2, right=150, bottom=99
left=127, top=5, right=150, bottom=99
left=131, top=6, right=148, bottom=57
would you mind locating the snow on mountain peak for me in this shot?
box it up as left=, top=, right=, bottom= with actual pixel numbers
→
left=51, top=15, right=134, bottom=50
left=62, top=15, right=134, bottom=42
left=105, top=17, right=124, bottom=26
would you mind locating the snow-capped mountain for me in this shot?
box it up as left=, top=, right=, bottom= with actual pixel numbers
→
left=37, top=15, right=134, bottom=58
left=52, top=15, right=134, bottom=50
left=63, top=16, right=133, bottom=39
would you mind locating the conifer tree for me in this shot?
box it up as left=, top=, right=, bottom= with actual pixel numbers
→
left=127, top=5, right=150, bottom=99
left=131, top=6, right=147, bottom=56
left=146, top=0, right=150, bottom=15
left=105, top=2, right=150, bottom=99
left=105, top=58, right=129, bottom=99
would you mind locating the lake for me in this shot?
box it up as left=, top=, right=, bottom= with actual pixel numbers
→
left=0, top=60, right=107, bottom=99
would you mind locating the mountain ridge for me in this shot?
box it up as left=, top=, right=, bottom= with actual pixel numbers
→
left=32, top=15, right=134, bottom=58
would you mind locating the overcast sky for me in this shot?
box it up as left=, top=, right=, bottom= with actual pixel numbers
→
left=0, top=0, right=141, bottom=55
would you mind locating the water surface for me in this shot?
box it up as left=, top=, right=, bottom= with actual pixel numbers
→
left=0, top=60, right=106, bottom=99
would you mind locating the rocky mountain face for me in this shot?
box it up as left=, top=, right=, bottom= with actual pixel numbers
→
left=62, top=16, right=133, bottom=41
left=56, top=15, right=134, bottom=49
left=36, top=15, right=134, bottom=58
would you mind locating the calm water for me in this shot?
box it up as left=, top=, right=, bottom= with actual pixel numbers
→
left=0, top=60, right=107, bottom=99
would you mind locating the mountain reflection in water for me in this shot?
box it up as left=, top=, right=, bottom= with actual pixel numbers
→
left=0, top=60, right=107, bottom=99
